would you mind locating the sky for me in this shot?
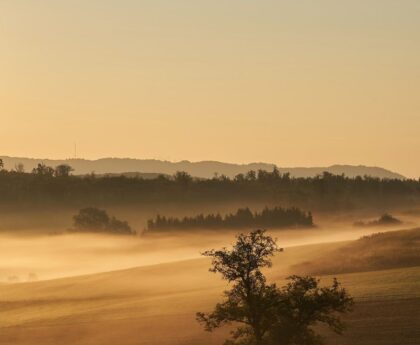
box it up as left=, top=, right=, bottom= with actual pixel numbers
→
left=1, top=0, right=419, bottom=177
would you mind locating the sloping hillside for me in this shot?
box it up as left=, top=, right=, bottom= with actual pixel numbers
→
left=0, top=241, right=419, bottom=345
left=293, top=228, right=420, bottom=275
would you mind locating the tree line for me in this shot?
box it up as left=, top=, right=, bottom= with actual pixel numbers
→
left=1, top=161, right=420, bottom=211
left=146, top=206, right=313, bottom=232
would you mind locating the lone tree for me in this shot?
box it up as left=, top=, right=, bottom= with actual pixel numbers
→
left=55, top=164, right=74, bottom=177
left=197, top=230, right=353, bottom=345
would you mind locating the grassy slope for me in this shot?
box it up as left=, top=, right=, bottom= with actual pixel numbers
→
left=0, top=243, right=419, bottom=345
left=293, top=228, right=420, bottom=275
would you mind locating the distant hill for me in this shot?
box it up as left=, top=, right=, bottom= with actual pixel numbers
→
left=0, top=156, right=405, bottom=179
left=282, top=165, right=405, bottom=179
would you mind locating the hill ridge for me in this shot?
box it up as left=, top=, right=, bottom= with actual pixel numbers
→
left=0, top=156, right=405, bottom=179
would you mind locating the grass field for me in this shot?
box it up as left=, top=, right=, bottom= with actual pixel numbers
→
left=0, top=237, right=419, bottom=345
left=293, top=228, right=420, bottom=275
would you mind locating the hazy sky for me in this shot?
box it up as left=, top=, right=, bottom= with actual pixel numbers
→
left=1, top=1, right=419, bottom=177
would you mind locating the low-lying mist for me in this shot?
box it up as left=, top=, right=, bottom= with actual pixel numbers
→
left=0, top=217, right=413, bottom=283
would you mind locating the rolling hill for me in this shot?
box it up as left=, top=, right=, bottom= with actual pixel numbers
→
left=0, top=238, right=419, bottom=345
left=0, top=156, right=405, bottom=179
left=293, top=228, right=420, bottom=275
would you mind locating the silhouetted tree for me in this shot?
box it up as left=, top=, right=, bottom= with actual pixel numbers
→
left=234, top=173, right=246, bottom=182
left=0, top=159, right=4, bottom=170
left=55, top=164, right=74, bottom=177
left=246, top=170, right=257, bottom=181
left=32, top=163, right=54, bottom=177
left=269, top=276, right=354, bottom=345
left=173, top=171, right=193, bottom=184
left=73, top=207, right=110, bottom=231
left=197, top=230, right=353, bottom=345
left=73, top=207, right=133, bottom=234
left=197, top=230, right=280, bottom=345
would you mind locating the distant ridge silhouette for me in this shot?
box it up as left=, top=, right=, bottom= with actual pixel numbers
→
left=0, top=156, right=405, bottom=179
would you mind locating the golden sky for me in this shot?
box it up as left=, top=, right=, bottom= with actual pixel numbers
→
left=1, top=1, right=419, bottom=177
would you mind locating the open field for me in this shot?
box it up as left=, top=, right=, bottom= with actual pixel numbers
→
left=0, top=233, right=419, bottom=345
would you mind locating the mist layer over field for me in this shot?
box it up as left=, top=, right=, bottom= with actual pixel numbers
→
left=0, top=206, right=418, bottom=345
left=0, top=217, right=414, bottom=282
left=0, top=228, right=419, bottom=345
